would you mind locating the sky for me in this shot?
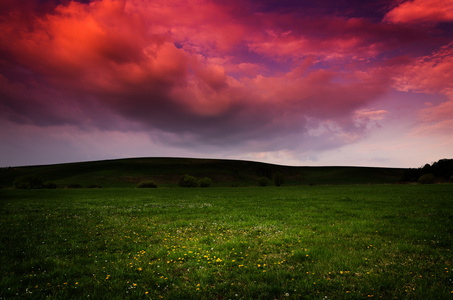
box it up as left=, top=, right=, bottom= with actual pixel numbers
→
left=1, top=0, right=452, bottom=168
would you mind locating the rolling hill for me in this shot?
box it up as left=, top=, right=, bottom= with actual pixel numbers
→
left=0, top=157, right=407, bottom=188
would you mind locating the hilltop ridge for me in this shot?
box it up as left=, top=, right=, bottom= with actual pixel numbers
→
left=0, top=157, right=406, bottom=188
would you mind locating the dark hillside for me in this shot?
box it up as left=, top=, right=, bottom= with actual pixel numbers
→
left=0, top=157, right=406, bottom=188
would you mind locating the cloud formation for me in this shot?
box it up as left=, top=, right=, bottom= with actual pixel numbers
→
left=385, top=0, right=453, bottom=24
left=0, top=0, right=452, bottom=166
left=393, top=42, right=453, bottom=134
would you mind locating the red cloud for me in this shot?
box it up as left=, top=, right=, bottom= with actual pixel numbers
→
left=247, top=15, right=425, bottom=64
left=0, top=0, right=436, bottom=151
left=394, top=42, right=453, bottom=134
left=384, top=0, right=453, bottom=24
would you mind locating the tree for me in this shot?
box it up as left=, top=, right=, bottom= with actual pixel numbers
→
left=43, top=182, right=57, bottom=189
left=273, top=172, right=285, bottom=186
left=258, top=177, right=270, bottom=186
left=431, top=159, right=453, bottom=180
left=418, top=173, right=436, bottom=184
left=179, top=175, right=198, bottom=187
left=14, top=175, right=43, bottom=189
left=136, top=181, right=158, bottom=188
left=198, top=177, right=212, bottom=187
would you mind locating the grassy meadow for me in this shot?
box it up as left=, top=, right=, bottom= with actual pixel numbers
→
left=1, top=184, right=453, bottom=299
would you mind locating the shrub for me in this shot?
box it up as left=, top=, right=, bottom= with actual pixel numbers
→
left=258, top=177, right=271, bottom=187
left=179, top=175, right=198, bottom=187
left=273, top=172, right=285, bottom=187
left=418, top=173, right=436, bottom=184
left=67, top=183, right=82, bottom=188
left=43, top=182, right=57, bottom=189
left=136, top=181, right=158, bottom=188
left=88, top=184, right=102, bottom=188
left=14, top=175, right=43, bottom=189
left=198, top=177, right=212, bottom=187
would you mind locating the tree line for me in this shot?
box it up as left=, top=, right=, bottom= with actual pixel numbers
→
left=401, top=158, right=453, bottom=184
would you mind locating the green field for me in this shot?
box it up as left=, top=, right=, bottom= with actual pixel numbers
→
left=1, top=184, right=452, bottom=299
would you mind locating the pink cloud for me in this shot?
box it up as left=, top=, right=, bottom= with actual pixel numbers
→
left=0, top=0, right=444, bottom=156
left=247, top=16, right=423, bottom=62
left=384, top=0, right=453, bottom=24
left=394, top=42, right=453, bottom=94
left=393, top=42, right=453, bottom=134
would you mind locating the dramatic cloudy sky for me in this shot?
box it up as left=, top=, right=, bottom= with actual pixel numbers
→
left=1, top=0, right=452, bottom=167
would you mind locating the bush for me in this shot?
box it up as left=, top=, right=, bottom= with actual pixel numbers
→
left=43, top=182, right=57, bottom=189
left=273, top=172, right=285, bottom=187
left=67, top=183, right=82, bottom=188
left=136, top=181, right=158, bottom=188
left=88, top=184, right=102, bottom=188
left=418, top=173, right=436, bottom=184
left=179, top=175, right=198, bottom=187
left=14, top=175, right=43, bottom=189
left=258, top=177, right=271, bottom=187
left=198, top=177, right=212, bottom=187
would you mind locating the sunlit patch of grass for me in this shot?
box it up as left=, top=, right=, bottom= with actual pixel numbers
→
left=1, top=184, right=452, bottom=299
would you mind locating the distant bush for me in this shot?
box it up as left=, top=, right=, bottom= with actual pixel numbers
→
left=273, top=172, right=285, bottom=187
left=179, top=175, right=198, bottom=187
left=258, top=177, right=271, bottom=187
left=14, top=175, right=43, bottom=189
left=67, top=183, right=82, bottom=189
left=198, top=177, right=212, bottom=187
left=88, top=184, right=103, bottom=188
left=43, top=182, right=57, bottom=189
left=136, top=181, right=158, bottom=188
left=418, top=173, right=436, bottom=184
